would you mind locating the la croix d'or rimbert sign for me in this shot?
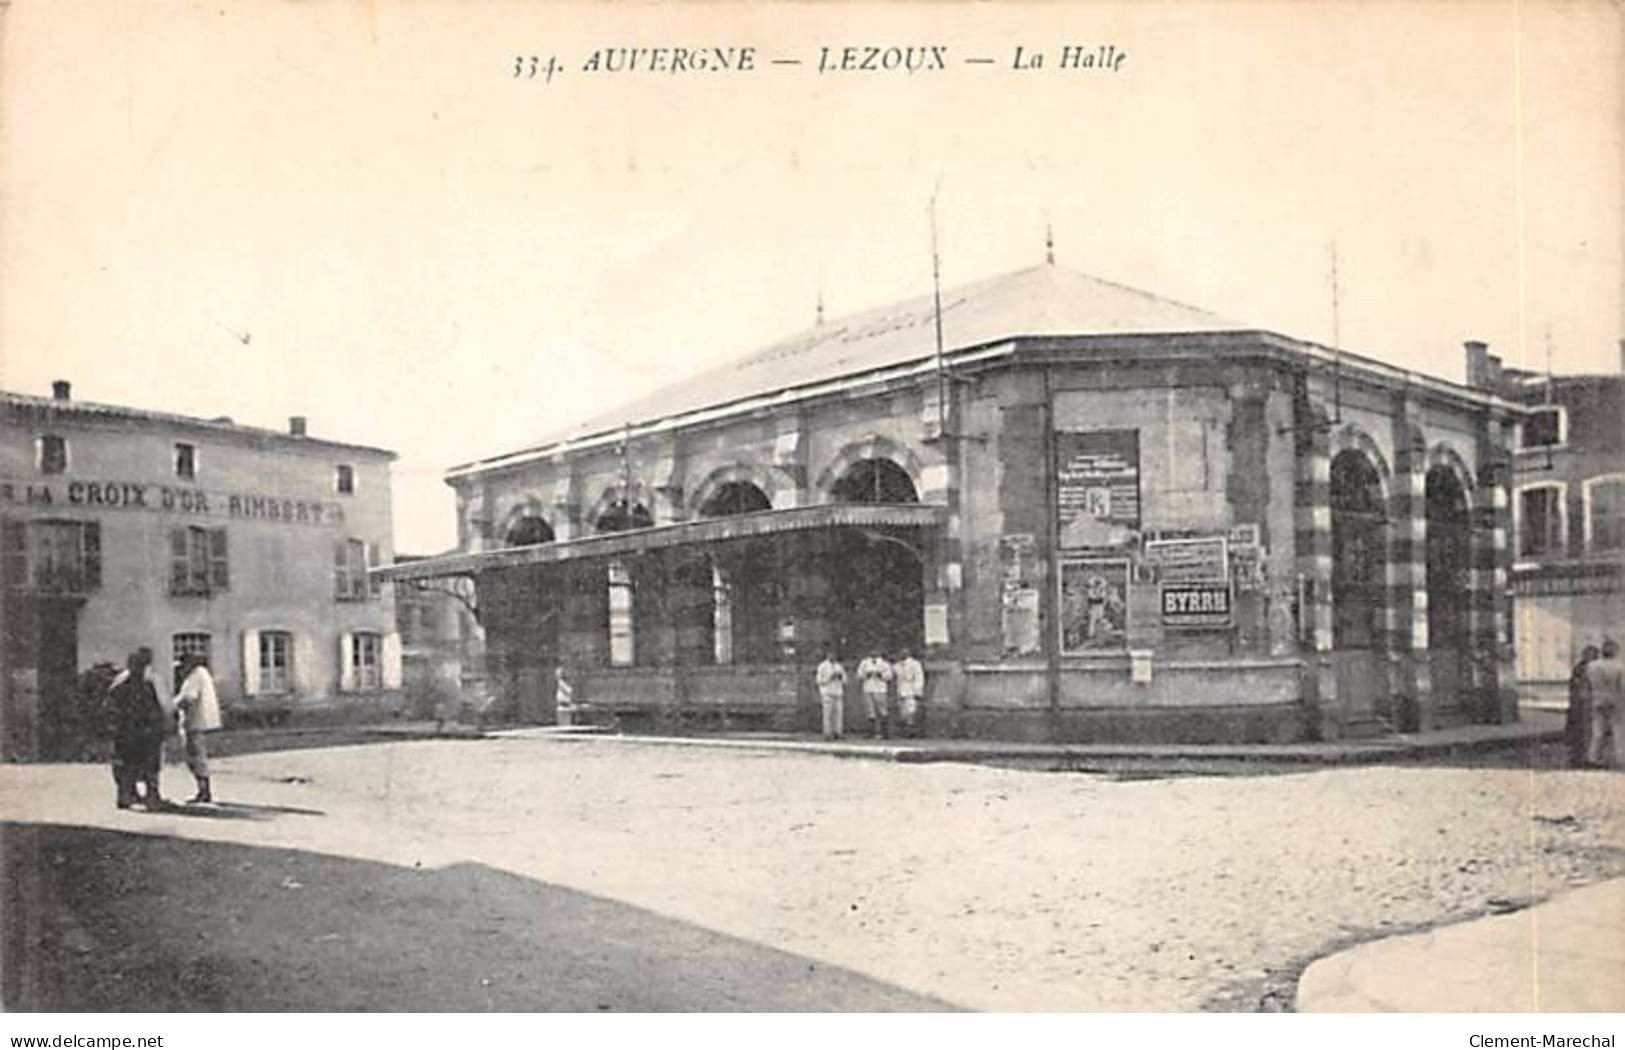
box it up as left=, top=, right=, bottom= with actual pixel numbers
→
left=0, top=478, right=345, bottom=526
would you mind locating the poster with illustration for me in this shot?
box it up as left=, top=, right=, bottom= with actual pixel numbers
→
left=1056, top=430, right=1140, bottom=548
left=1059, top=558, right=1130, bottom=652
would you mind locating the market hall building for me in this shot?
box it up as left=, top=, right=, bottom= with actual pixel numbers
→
left=381, top=264, right=1528, bottom=743
left=2, top=382, right=401, bottom=759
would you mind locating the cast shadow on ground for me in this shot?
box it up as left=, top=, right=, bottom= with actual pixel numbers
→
left=148, top=800, right=326, bottom=820
left=0, top=822, right=956, bottom=1012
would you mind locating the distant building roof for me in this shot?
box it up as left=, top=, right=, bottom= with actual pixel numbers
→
left=533, top=263, right=1242, bottom=449
left=1, top=389, right=396, bottom=459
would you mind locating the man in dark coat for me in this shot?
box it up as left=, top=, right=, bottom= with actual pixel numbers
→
left=107, top=648, right=168, bottom=809
left=1567, top=645, right=1600, bottom=768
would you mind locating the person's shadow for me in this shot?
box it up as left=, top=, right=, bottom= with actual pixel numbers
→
left=148, top=800, right=325, bottom=821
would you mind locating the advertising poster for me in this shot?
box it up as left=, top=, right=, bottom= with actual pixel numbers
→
left=1055, top=430, right=1140, bottom=548
left=1144, top=536, right=1228, bottom=583
left=1059, top=558, right=1130, bottom=652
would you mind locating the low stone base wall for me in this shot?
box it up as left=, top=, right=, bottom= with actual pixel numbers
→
left=948, top=703, right=1309, bottom=745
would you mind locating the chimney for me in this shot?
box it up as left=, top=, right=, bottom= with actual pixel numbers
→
left=289, top=416, right=307, bottom=437
left=51, top=380, right=71, bottom=401
left=1463, top=341, right=1491, bottom=390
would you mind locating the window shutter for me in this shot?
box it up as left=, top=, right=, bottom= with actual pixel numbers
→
left=241, top=629, right=261, bottom=696
left=367, top=542, right=382, bottom=599
left=2, top=520, right=27, bottom=589
left=81, top=522, right=101, bottom=591
left=171, top=528, right=191, bottom=593
left=208, top=528, right=229, bottom=591
left=293, top=633, right=316, bottom=694
left=334, top=542, right=349, bottom=599
left=381, top=632, right=403, bottom=690
left=338, top=632, right=356, bottom=692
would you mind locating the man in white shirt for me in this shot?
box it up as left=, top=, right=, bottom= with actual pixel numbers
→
left=856, top=650, right=894, bottom=740
left=815, top=650, right=847, bottom=741
left=173, top=652, right=223, bottom=803
left=893, top=648, right=926, bottom=738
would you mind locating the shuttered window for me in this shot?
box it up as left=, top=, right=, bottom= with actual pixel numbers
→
left=2, top=520, right=26, bottom=589
left=38, top=435, right=67, bottom=474
left=6, top=520, right=101, bottom=594
left=259, top=631, right=293, bottom=693
left=334, top=538, right=377, bottom=600
left=1518, top=485, right=1566, bottom=558
left=171, top=526, right=228, bottom=595
left=1587, top=477, right=1625, bottom=552
left=353, top=632, right=382, bottom=690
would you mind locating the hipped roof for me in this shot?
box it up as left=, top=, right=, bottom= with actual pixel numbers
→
left=527, top=263, right=1241, bottom=452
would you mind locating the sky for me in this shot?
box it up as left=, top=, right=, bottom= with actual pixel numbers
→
left=2, top=0, right=1620, bottom=555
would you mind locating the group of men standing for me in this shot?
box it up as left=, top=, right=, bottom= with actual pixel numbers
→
left=815, top=648, right=925, bottom=741
left=105, top=646, right=222, bottom=810
left=1567, top=638, right=1625, bottom=770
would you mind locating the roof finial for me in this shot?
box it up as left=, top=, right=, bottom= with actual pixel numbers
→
left=816, top=289, right=825, bottom=326
left=1045, top=221, right=1055, bottom=266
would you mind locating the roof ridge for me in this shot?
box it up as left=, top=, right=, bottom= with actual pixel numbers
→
left=0, top=389, right=396, bottom=457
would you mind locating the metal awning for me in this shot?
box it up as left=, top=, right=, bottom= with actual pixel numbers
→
left=376, top=502, right=946, bottom=582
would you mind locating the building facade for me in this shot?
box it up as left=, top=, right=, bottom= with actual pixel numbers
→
left=1466, top=343, right=1625, bottom=695
left=393, top=553, right=470, bottom=714
left=2, top=382, right=400, bottom=758
left=383, top=264, right=1527, bottom=743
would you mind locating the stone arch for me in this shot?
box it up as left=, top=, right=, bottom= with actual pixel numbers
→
left=1330, top=423, right=1392, bottom=504
left=1425, top=442, right=1477, bottom=512
left=1330, top=445, right=1388, bottom=651
left=815, top=435, right=925, bottom=502
left=587, top=482, right=654, bottom=533
left=689, top=462, right=776, bottom=518
left=497, top=500, right=555, bottom=547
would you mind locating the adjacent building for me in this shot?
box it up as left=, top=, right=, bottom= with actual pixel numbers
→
left=1465, top=343, right=1625, bottom=697
left=2, top=382, right=400, bottom=758
left=394, top=552, right=470, bottom=713
left=381, top=263, right=1528, bottom=743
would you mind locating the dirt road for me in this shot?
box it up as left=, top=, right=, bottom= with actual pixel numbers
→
left=2, top=738, right=1621, bottom=1011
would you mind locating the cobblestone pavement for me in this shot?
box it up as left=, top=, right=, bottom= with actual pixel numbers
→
left=3, top=739, right=1621, bottom=1011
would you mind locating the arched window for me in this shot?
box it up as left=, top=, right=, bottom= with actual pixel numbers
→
left=505, top=516, right=554, bottom=547
left=1331, top=450, right=1385, bottom=650
left=830, top=458, right=918, bottom=503
left=1425, top=465, right=1472, bottom=712
left=1425, top=467, right=1471, bottom=649
left=595, top=500, right=652, bottom=666
left=696, top=481, right=772, bottom=664
left=698, top=481, right=771, bottom=518
left=596, top=500, right=654, bottom=534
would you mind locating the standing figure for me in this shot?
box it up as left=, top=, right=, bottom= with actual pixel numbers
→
left=856, top=650, right=894, bottom=740
left=814, top=649, right=847, bottom=741
left=174, top=652, right=222, bottom=803
left=893, top=648, right=926, bottom=739
left=107, top=649, right=168, bottom=810
left=555, top=665, right=576, bottom=727
left=1567, top=645, right=1600, bottom=768
left=1585, top=639, right=1625, bottom=770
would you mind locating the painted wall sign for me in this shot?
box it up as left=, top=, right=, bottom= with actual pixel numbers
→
left=1144, top=536, right=1228, bottom=583
left=0, top=477, right=345, bottom=526
left=1056, top=430, right=1140, bottom=548
left=1160, top=581, right=1234, bottom=628
left=1059, top=557, right=1130, bottom=652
